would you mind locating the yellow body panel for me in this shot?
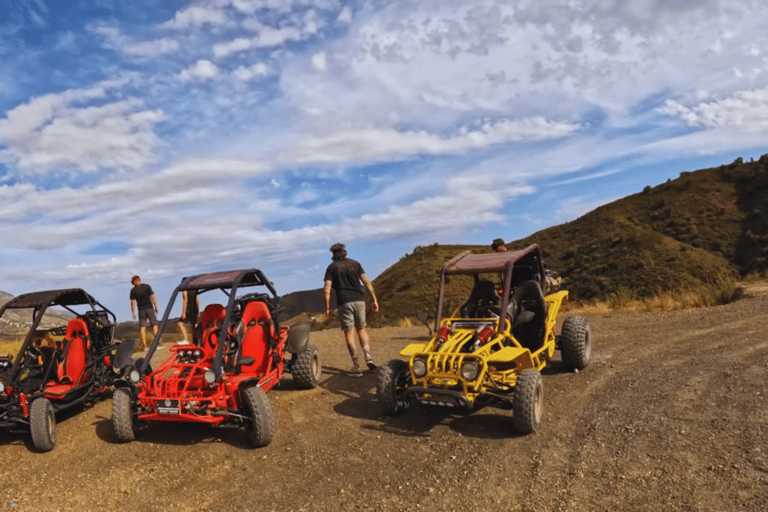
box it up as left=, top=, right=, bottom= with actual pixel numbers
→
left=400, top=343, right=427, bottom=357
left=407, top=290, right=568, bottom=406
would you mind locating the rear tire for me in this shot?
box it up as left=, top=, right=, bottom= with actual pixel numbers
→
left=292, top=343, right=321, bottom=389
left=30, top=398, right=56, bottom=452
left=560, top=316, right=592, bottom=371
left=112, top=388, right=137, bottom=442
left=376, top=359, right=412, bottom=415
left=244, top=386, right=275, bottom=447
left=513, top=369, right=543, bottom=434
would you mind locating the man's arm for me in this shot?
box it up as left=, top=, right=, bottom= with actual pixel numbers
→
left=151, top=294, right=159, bottom=313
left=130, top=299, right=137, bottom=319
left=361, top=274, right=379, bottom=312
left=324, top=280, right=333, bottom=318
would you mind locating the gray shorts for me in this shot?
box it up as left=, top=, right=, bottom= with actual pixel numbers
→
left=339, top=301, right=366, bottom=331
left=138, top=307, right=158, bottom=327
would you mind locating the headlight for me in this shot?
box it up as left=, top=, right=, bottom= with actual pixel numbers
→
left=412, top=358, right=427, bottom=378
left=461, top=361, right=480, bottom=381
left=0, top=378, right=5, bottom=394
left=194, top=350, right=202, bottom=358
left=204, top=369, right=216, bottom=385
left=127, top=367, right=141, bottom=385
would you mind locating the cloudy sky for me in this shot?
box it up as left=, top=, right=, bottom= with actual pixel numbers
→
left=1, top=0, right=767, bottom=319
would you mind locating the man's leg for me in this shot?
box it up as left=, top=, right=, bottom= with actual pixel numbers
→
left=356, top=327, right=375, bottom=369
left=344, top=329, right=362, bottom=372
left=139, top=326, right=147, bottom=349
left=178, top=321, right=189, bottom=342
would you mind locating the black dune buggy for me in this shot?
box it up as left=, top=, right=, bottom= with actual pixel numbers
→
left=0, top=289, right=134, bottom=451
left=112, top=268, right=322, bottom=447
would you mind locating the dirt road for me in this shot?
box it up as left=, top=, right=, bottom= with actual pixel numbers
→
left=1, top=288, right=767, bottom=511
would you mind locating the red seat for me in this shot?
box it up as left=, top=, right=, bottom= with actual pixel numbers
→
left=238, top=301, right=275, bottom=373
left=199, top=304, right=225, bottom=358
left=44, top=318, right=90, bottom=397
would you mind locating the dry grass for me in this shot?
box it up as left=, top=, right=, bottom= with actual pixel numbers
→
left=398, top=317, right=414, bottom=328
left=567, top=280, right=741, bottom=314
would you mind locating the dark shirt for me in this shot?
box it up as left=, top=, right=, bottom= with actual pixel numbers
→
left=130, top=284, right=155, bottom=310
left=324, top=259, right=366, bottom=306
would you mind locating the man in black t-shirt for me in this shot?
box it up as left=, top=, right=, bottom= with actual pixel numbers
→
left=324, top=243, right=379, bottom=377
left=130, top=275, right=160, bottom=350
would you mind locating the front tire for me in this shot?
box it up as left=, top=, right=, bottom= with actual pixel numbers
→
left=112, top=388, right=137, bottom=442
left=243, top=386, right=275, bottom=447
left=513, top=369, right=543, bottom=434
left=560, top=316, right=592, bottom=371
left=30, top=398, right=56, bottom=452
left=292, top=343, right=321, bottom=389
left=376, top=359, right=412, bottom=415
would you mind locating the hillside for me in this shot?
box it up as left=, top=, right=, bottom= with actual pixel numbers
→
left=364, top=155, right=768, bottom=326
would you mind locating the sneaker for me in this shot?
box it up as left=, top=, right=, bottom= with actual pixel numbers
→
left=349, top=367, right=364, bottom=378
left=178, top=340, right=190, bottom=345
left=366, top=360, right=377, bottom=370
left=156, top=345, right=164, bottom=350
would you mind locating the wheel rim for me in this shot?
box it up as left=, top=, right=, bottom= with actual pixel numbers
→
left=312, top=352, right=320, bottom=379
left=584, top=330, right=592, bottom=360
left=393, top=368, right=411, bottom=403
left=47, top=407, right=55, bottom=444
left=534, top=381, right=543, bottom=422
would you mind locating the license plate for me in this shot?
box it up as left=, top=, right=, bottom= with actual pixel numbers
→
left=157, top=399, right=180, bottom=415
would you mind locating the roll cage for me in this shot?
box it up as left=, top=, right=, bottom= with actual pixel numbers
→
left=0, top=289, right=116, bottom=384
left=142, top=269, right=280, bottom=380
left=433, top=244, right=546, bottom=334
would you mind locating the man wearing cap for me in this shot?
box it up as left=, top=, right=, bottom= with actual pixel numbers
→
left=323, top=243, right=379, bottom=377
left=130, top=275, right=160, bottom=350
left=491, top=238, right=507, bottom=252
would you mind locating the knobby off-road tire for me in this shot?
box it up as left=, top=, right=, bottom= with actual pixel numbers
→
left=244, top=386, right=275, bottom=447
left=513, top=369, right=543, bottom=435
left=377, top=359, right=412, bottom=416
left=292, top=343, right=321, bottom=389
left=560, top=316, right=592, bottom=371
left=112, top=388, right=137, bottom=442
left=30, top=397, right=56, bottom=452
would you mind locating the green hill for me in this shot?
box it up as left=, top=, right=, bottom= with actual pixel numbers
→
left=365, top=155, right=768, bottom=326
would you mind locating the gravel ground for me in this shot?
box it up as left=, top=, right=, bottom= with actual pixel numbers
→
left=1, top=285, right=767, bottom=511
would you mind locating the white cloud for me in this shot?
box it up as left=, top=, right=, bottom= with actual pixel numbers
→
left=311, top=52, right=326, bottom=71
left=233, top=63, right=271, bottom=81
left=0, top=78, right=164, bottom=175
left=179, top=60, right=220, bottom=81
left=658, top=86, right=768, bottom=131
left=164, top=5, right=229, bottom=29
left=124, top=38, right=181, bottom=57
left=280, top=118, right=578, bottom=165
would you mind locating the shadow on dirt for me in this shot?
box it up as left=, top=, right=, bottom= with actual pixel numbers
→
left=318, top=364, right=526, bottom=440
left=93, top=413, right=257, bottom=449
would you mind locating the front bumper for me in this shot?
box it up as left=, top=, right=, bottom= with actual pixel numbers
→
left=403, top=387, right=473, bottom=409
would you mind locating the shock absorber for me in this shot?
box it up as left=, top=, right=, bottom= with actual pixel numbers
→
left=471, top=326, right=495, bottom=352
left=476, top=326, right=494, bottom=345
left=19, top=393, right=29, bottom=417
left=435, top=326, right=450, bottom=350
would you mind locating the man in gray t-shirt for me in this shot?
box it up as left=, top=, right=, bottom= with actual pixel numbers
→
left=324, top=243, right=379, bottom=377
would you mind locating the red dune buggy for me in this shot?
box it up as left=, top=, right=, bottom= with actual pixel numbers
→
left=112, top=268, right=321, bottom=447
left=0, top=289, right=133, bottom=451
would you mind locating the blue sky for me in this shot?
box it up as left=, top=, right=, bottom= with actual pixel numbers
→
left=1, top=0, right=768, bottom=320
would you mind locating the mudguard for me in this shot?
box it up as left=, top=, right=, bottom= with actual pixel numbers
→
left=113, top=339, right=137, bottom=369
left=286, top=323, right=310, bottom=354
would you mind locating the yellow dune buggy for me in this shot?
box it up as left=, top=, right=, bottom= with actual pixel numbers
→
left=376, top=244, right=591, bottom=434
